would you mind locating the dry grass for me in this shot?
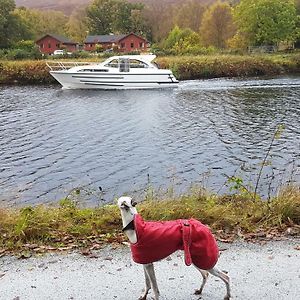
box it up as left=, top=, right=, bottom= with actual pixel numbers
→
left=157, top=53, right=300, bottom=80
left=1, top=186, right=299, bottom=253
left=0, top=53, right=300, bottom=84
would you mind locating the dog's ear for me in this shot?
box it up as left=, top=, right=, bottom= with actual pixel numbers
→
left=131, top=199, right=137, bottom=207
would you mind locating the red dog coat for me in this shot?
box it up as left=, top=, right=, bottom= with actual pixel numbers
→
left=130, top=214, right=218, bottom=270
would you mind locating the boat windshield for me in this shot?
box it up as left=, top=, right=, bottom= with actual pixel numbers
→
left=129, top=59, right=148, bottom=68
left=105, top=59, right=119, bottom=68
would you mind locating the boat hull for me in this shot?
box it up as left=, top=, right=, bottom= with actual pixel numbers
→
left=50, top=71, right=179, bottom=90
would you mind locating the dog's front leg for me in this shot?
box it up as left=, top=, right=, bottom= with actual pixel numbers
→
left=194, top=267, right=209, bottom=295
left=144, top=263, right=160, bottom=300
left=139, top=266, right=151, bottom=300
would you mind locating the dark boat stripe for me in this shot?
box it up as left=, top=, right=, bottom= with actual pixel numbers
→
left=83, top=82, right=124, bottom=86
left=72, top=75, right=124, bottom=79
left=54, top=72, right=171, bottom=76
left=80, top=80, right=176, bottom=84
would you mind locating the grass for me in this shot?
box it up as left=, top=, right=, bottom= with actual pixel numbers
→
left=0, top=53, right=300, bottom=84
left=0, top=186, right=299, bottom=254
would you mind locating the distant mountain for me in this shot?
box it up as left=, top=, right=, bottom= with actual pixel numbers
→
left=15, top=0, right=92, bottom=15
left=15, top=0, right=214, bottom=15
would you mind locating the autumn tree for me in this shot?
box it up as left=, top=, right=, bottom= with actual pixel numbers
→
left=172, top=0, right=206, bottom=32
left=66, top=7, right=88, bottom=43
left=199, top=1, right=236, bottom=49
left=13, top=7, right=40, bottom=40
left=35, top=10, right=68, bottom=38
left=233, top=0, right=298, bottom=46
left=14, top=7, right=68, bottom=39
left=295, top=0, right=300, bottom=14
left=143, top=0, right=174, bottom=42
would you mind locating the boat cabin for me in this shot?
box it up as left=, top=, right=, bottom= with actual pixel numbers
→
left=104, top=57, right=153, bottom=72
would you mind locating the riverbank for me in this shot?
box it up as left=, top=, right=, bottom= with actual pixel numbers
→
left=1, top=187, right=299, bottom=256
left=1, top=240, right=299, bottom=299
left=0, top=53, right=300, bottom=84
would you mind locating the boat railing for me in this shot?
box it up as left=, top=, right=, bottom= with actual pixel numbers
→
left=46, top=61, right=94, bottom=71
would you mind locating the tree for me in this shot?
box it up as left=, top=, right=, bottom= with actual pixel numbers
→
left=113, top=1, right=147, bottom=34
left=86, top=0, right=146, bottom=35
left=86, top=0, right=117, bottom=34
left=199, top=1, right=236, bottom=49
left=35, top=10, right=68, bottom=37
left=233, top=0, right=298, bottom=46
left=296, top=0, right=300, bottom=14
left=173, top=0, right=206, bottom=32
left=66, top=7, right=88, bottom=43
left=14, top=7, right=69, bottom=40
left=13, top=7, right=40, bottom=40
left=0, top=0, right=18, bottom=47
left=163, top=25, right=202, bottom=54
left=143, top=0, right=174, bottom=42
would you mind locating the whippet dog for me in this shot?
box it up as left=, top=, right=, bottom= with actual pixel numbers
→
left=118, top=196, right=231, bottom=300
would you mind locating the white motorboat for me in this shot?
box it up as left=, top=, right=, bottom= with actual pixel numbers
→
left=46, top=55, right=179, bottom=89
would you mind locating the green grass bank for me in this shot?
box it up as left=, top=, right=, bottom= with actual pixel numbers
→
left=1, top=53, right=300, bottom=85
left=0, top=187, right=299, bottom=255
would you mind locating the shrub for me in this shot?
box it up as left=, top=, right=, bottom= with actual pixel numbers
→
left=0, top=47, right=42, bottom=60
left=0, top=60, right=53, bottom=84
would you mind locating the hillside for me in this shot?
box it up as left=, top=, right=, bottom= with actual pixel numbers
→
left=15, top=0, right=91, bottom=14
left=15, top=0, right=214, bottom=15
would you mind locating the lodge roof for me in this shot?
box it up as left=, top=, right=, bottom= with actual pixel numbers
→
left=85, top=34, right=127, bottom=43
left=85, top=33, right=147, bottom=44
left=36, top=34, right=77, bottom=44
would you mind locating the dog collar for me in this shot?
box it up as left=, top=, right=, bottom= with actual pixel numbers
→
left=122, top=220, right=135, bottom=232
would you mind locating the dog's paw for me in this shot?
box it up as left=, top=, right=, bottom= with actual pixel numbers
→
left=194, top=289, right=203, bottom=295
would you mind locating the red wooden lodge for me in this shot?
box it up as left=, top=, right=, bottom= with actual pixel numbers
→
left=84, top=33, right=148, bottom=52
left=36, top=34, right=78, bottom=55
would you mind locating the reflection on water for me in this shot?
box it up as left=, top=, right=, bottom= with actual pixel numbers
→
left=0, top=77, right=299, bottom=206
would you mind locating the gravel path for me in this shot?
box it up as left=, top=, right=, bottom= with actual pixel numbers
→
left=1, top=239, right=300, bottom=300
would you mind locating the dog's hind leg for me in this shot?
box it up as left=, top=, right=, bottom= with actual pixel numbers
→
left=139, top=266, right=151, bottom=300
left=144, top=263, right=160, bottom=300
left=193, top=267, right=209, bottom=295
left=208, top=267, right=231, bottom=300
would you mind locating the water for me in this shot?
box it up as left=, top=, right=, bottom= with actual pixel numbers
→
left=0, top=77, right=299, bottom=206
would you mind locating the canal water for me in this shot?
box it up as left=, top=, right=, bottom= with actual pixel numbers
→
left=0, top=77, right=299, bottom=206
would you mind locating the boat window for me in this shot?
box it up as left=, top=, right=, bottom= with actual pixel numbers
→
left=80, top=69, right=108, bottom=72
left=129, top=59, right=148, bottom=68
left=105, top=59, right=119, bottom=68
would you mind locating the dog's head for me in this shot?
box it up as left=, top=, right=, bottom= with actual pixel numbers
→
left=117, top=196, right=137, bottom=212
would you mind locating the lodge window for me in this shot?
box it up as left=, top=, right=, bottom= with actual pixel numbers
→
left=121, top=43, right=125, bottom=48
left=41, top=43, right=44, bottom=48
left=56, top=43, right=60, bottom=48
left=131, top=42, right=134, bottom=48
left=139, top=42, right=144, bottom=48
left=48, top=43, right=51, bottom=48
